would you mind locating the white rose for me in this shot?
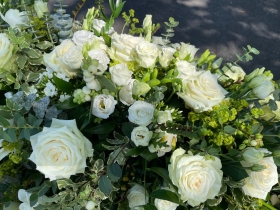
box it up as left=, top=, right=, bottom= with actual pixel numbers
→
left=178, top=43, right=199, bottom=61
left=34, top=0, right=49, bottom=18
left=242, top=147, right=270, bottom=164
left=0, top=33, right=13, bottom=69
left=175, top=60, right=197, bottom=80
left=3, top=202, right=20, bottom=210
left=109, top=64, right=132, bottom=86
left=242, top=157, right=278, bottom=199
left=44, top=40, right=77, bottom=78
left=110, top=33, right=144, bottom=63
left=28, top=119, right=93, bottom=181
left=135, top=41, right=158, bottom=68
left=92, top=19, right=115, bottom=35
left=168, top=148, right=223, bottom=206
left=119, top=79, right=135, bottom=106
left=62, top=45, right=83, bottom=69
left=127, top=184, right=149, bottom=209
left=221, top=64, right=246, bottom=82
left=131, top=126, right=153, bottom=147
left=92, top=94, right=117, bottom=119
left=128, top=101, right=155, bottom=126
left=177, top=71, right=227, bottom=112
left=88, top=49, right=110, bottom=74
left=154, top=187, right=179, bottom=210
left=157, top=110, right=172, bottom=124
left=55, top=39, right=75, bottom=58
left=72, top=30, right=96, bottom=46
left=159, top=47, right=176, bottom=68
left=0, top=9, right=28, bottom=29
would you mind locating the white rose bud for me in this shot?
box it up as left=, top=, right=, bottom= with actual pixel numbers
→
left=92, top=94, right=117, bottom=119
left=142, top=14, right=152, bottom=42
left=242, top=157, right=278, bottom=199
left=127, top=184, right=149, bottom=209
left=34, top=0, right=49, bottom=18
left=88, top=49, right=110, bottom=75
left=221, top=64, right=246, bottom=82
left=176, top=60, right=197, bottom=80
left=178, top=43, right=199, bottom=61
left=159, top=47, right=176, bottom=68
left=0, top=9, right=28, bottom=29
left=28, top=119, right=93, bottom=181
left=109, top=64, right=133, bottom=86
left=131, top=126, right=153, bottom=147
left=128, top=101, right=155, bottom=126
left=157, top=110, right=172, bottom=124
left=135, top=41, right=158, bottom=68
left=62, top=46, right=83, bottom=70
left=154, top=187, right=179, bottom=210
left=72, top=30, right=96, bottom=46
left=177, top=71, right=227, bottom=112
left=168, top=148, right=223, bottom=206
left=119, top=79, right=135, bottom=106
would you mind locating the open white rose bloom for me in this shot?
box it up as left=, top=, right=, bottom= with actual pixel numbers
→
left=29, top=119, right=93, bottom=181
left=0, top=1, right=280, bottom=209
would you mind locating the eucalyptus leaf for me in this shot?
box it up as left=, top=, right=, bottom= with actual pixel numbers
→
left=251, top=123, right=263, bottom=135
left=30, top=193, right=39, bottom=207
left=98, top=176, right=113, bottom=195
left=107, top=163, right=122, bottom=182
left=224, top=125, right=236, bottom=134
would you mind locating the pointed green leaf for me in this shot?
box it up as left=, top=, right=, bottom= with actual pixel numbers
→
left=150, top=189, right=180, bottom=205
left=96, top=75, right=117, bottom=94
left=53, top=75, right=74, bottom=94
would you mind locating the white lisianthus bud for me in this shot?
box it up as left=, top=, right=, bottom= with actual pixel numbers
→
left=34, top=0, right=49, bottom=18
left=143, top=14, right=152, bottom=42
left=131, top=126, right=153, bottom=146
left=244, top=67, right=265, bottom=83
left=132, top=81, right=151, bottom=96
left=157, top=110, right=172, bottom=124
left=247, top=80, right=275, bottom=99
left=242, top=147, right=270, bottom=164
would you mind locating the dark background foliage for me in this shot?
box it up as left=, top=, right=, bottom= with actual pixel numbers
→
left=49, top=0, right=280, bottom=79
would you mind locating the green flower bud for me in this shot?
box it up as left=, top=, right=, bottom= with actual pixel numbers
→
left=244, top=67, right=265, bottom=82
left=242, top=147, right=266, bottom=163
left=148, top=79, right=161, bottom=87
left=247, top=80, right=275, bottom=100
left=211, top=58, right=223, bottom=70
left=250, top=163, right=266, bottom=172
left=132, top=82, right=151, bottom=95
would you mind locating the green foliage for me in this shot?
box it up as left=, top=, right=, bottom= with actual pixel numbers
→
left=161, top=17, right=179, bottom=45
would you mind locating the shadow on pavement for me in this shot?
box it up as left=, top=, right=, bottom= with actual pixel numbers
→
left=49, top=0, right=280, bottom=79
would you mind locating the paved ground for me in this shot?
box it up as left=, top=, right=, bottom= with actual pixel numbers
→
left=49, top=0, right=280, bottom=79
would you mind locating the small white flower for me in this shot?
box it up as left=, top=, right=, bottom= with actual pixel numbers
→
left=18, top=189, right=35, bottom=210
left=43, top=81, right=57, bottom=97
left=131, top=126, right=153, bottom=147
left=59, top=94, right=71, bottom=102
left=56, top=72, right=70, bottom=82
left=88, top=49, right=110, bottom=75
left=92, top=94, right=117, bottom=119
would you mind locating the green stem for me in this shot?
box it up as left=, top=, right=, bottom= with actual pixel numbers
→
left=143, top=159, right=147, bottom=203
left=261, top=200, right=277, bottom=210
left=166, top=89, right=175, bottom=103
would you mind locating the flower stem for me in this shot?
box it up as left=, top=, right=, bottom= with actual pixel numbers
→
left=261, top=200, right=277, bottom=210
